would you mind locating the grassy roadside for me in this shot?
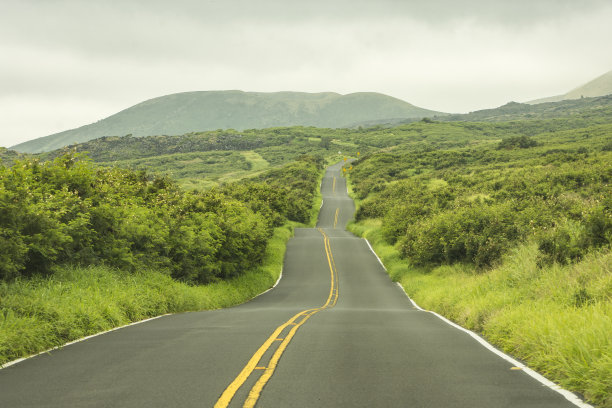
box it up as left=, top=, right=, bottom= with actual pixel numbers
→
left=308, top=170, right=325, bottom=227
left=344, top=168, right=361, bottom=210
left=348, top=219, right=611, bottom=407
left=0, top=221, right=299, bottom=367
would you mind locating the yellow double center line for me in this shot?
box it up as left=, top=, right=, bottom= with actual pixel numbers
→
left=333, top=208, right=339, bottom=229
left=214, top=228, right=339, bottom=408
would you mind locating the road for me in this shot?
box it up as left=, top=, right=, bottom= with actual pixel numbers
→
left=0, top=162, right=585, bottom=407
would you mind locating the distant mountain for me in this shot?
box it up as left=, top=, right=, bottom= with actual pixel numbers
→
left=439, top=94, right=612, bottom=123
left=11, top=91, right=442, bottom=153
left=528, top=70, right=612, bottom=104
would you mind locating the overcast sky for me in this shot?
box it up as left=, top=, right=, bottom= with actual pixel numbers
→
left=2, top=0, right=612, bottom=147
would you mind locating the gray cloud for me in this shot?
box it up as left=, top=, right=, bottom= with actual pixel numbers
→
left=3, top=0, right=607, bottom=58
left=1, top=0, right=612, bottom=146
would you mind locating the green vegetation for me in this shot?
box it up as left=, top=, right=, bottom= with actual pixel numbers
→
left=0, top=222, right=296, bottom=366
left=351, top=123, right=611, bottom=269
left=100, top=150, right=251, bottom=179
left=0, top=153, right=322, bottom=283
left=34, top=127, right=361, bottom=188
left=0, top=152, right=324, bottom=365
left=0, top=147, right=24, bottom=167
left=97, top=150, right=258, bottom=190
left=41, top=130, right=286, bottom=162
left=348, top=119, right=611, bottom=406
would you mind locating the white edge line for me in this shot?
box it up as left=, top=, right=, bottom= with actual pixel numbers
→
left=254, top=266, right=283, bottom=299
left=363, top=239, right=593, bottom=408
left=0, top=313, right=170, bottom=370
left=1, top=265, right=288, bottom=371
left=364, top=238, right=386, bottom=270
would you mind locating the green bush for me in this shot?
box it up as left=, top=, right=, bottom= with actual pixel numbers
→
left=537, top=202, right=611, bottom=266
left=584, top=203, right=612, bottom=248
left=379, top=183, right=456, bottom=244
left=536, top=219, right=587, bottom=265
left=0, top=152, right=321, bottom=284
left=348, top=122, right=611, bottom=271
left=222, top=183, right=288, bottom=230
left=400, top=202, right=522, bottom=268
left=497, top=135, right=538, bottom=149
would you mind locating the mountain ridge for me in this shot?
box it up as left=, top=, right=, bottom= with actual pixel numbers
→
left=345, top=95, right=612, bottom=127
left=11, top=90, right=442, bottom=153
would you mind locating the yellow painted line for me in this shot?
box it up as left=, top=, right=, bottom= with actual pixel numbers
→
left=333, top=208, right=339, bottom=229
left=213, top=308, right=315, bottom=408
left=244, top=230, right=338, bottom=407
left=214, top=229, right=339, bottom=408
left=326, top=232, right=339, bottom=308
left=510, top=367, right=523, bottom=370
left=243, top=311, right=318, bottom=407
left=332, top=176, right=336, bottom=193
left=319, top=228, right=339, bottom=308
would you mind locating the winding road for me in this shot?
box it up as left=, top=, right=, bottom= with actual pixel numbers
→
left=0, top=162, right=587, bottom=407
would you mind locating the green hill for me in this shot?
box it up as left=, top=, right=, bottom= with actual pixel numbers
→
left=11, top=91, right=442, bottom=153
left=440, top=94, right=612, bottom=123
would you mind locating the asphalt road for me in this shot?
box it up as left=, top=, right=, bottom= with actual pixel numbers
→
left=0, top=162, right=585, bottom=407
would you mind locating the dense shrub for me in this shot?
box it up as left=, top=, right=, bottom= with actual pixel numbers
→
left=377, top=182, right=456, bottom=244
left=399, top=202, right=521, bottom=268
left=253, top=154, right=324, bottom=224
left=583, top=201, right=612, bottom=248
left=536, top=219, right=587, bottom=265
left=0, top=153, right=321, bottom=283
left=349, top=122, right=611, bottom=270
left=497, top=135, right=538, bottom=149
left=222, top=183, right=288, bottom=230
left=536, top=202, right=612, bottom=265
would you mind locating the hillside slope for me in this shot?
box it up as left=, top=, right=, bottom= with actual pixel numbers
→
left=565, top=69, right=612, bottom=99
left=11, top=91, right=441, bottom=153
left=529, top=69, right=612, bottom=104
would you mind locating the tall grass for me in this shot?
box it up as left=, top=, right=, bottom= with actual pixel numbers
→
left=0, top=222, right=296, bottom=367
left=307, top=171, right=325, bottom=227
left=348, top=219, right=612, bottom=407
